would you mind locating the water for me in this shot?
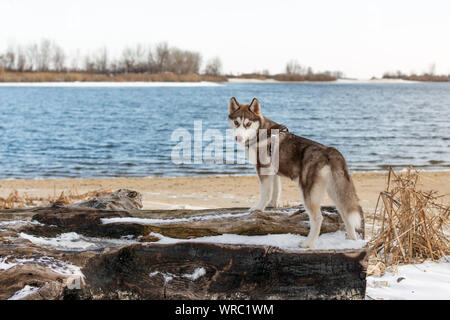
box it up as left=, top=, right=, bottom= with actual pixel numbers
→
left=0, top=82, right=449, bottom=178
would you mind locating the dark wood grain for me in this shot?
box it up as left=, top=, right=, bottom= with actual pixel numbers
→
left=80, top=243, right=367, bottom=300
left=0, top=189, right=367, bottom=300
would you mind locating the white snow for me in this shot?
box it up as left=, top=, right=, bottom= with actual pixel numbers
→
left=149, top=271, right=174, bottom=283
left=183, top=267, right=206, bottom=281
left=0, top=255, right=83, bottom=278
left=19, top=232, right=137, bottom=251
left=8, top=285, right=40, bottom=300
left=145, top=230, right=366, bottom=251
left=149, top=267, right=206, bottom=283
left=101, top=211, right=252, bottom=225
left=0, top=81, right=223, bottom=88
left=0, top=257, right=18, bottom=270
left=366, top=257, right=450, bottom=300
left=0, top=220, right=45, bottom=228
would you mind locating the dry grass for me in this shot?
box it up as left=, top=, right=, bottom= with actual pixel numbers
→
left=272, top=73, right=337, bottom=82
left=229, top=73, right=269, bottom=80
left=383, top=74, right=450, bottom=82
left=0, top=71, right=228, bottom=83
left=368, top=167, right=449, bottom=276
left=228, top=73, right=338, bottom=82
left=0, top=187, right=113, bottom=210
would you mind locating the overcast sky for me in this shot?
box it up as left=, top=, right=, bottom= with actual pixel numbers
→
left=1, top=0, right=449, bottom=79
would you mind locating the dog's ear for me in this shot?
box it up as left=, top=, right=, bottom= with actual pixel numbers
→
left=229, top=97, right=240, bottom=113
left=249, top=98, right=261, bottom=115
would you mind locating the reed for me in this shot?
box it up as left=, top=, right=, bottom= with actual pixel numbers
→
left=0, top=187, right=113, bottom=209
left=272, top=73, right=337, bottom=82
left=368, top=167, right=449, bottom=275
left=0, top=71, right=228, bottom=83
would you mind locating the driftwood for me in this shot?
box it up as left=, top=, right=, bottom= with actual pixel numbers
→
left=0, top=190, right=367, bottom=300
left=83, top=243, right=366, bottom=300
left=69, top=189, right=143, bottom=211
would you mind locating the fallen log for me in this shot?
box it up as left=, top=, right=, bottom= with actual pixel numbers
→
left=82, top=243, right=367, bottom=300
left=0, top=189, right=368, bottom=300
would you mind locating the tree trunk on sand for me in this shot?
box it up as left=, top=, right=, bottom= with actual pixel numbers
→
left=0, top=190, right=367, bottom=300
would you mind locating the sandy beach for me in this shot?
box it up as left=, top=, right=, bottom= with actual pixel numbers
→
left=1, top=171, right=448, bottom=213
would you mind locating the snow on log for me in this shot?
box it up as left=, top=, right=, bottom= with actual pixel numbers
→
left=0, top=190, right=368, bottom=300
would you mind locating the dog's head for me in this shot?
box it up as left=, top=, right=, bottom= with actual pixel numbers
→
left=228, top=97, right=262, bottom=145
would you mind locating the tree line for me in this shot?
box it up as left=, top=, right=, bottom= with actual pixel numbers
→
left=0, top=40, right=344, bottom=82
left=382, top=63, right=450, bottom=82
left=0, top=39, right=223, bottom=75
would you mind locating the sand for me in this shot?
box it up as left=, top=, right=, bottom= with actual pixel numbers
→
left=0, top=171, right=448, bottom=213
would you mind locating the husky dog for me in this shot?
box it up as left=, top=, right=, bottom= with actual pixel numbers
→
left=228, top=97, right=363, bottom=248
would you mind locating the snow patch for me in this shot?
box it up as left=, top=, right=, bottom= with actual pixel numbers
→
left=149, top=267, right=206, bottom=283
left=150, top=271, right=174, bottom=283
left=0, top=257, right=18, bottom=270
left=183, top=267, right=206, bottom=281
left=366, top=257, right=450, bottom=300
left=0, top=220, right=45, bottom=228
left=0, top=255, right=83, bottom=278
left=145, top=230, right=366, bottom=251
left=19, top=232, right=138, bottom=251
left=8, top=285, right=40, bottom=300
left=101, top=211, right=252, bottom=225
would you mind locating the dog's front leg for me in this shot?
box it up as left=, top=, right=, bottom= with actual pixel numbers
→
left=268, top=175, right=281, bottom=208
left=250, top=174, right=274, bottom=212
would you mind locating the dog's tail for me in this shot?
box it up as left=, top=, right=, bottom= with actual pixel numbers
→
left=326, top=148, right=363, bottom=240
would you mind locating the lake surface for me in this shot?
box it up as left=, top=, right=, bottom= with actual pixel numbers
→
left=0, top=82, right=449, bottom=178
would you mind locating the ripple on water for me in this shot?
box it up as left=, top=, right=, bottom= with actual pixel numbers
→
left=0, top=82, right=449, bottom=178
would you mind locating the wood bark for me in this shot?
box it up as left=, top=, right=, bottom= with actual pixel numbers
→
left=0, top=190, right=367, bottom=300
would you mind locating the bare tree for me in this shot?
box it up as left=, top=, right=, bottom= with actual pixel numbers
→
left=26, top=44, right=39, bottom=71
left=69, top=49, right=82, bottom=72
left=52, top=43, right=66, bottom=72
left=94, top=47, right=109, bottom=73
left=120, top=47, right=134, bottom=73
left=1, top=39, right=208, bottom=75
left=14, top=45, right=27, bottom=72
left=133, top=44, right=147, bottom=73
left=37, top=39, right=52, bottom=71
left=146, top=46, right=156, bottom=73
left=84, top=55, right=95, bottom=73
left=169, top=49, right=201, bottom=74
left=187, top=51, right=201, bottom=74
left=155, top=42, right=170, bottom=73
left=120, top=44, right=147, bottom=73
left=285, top=59, right=303, bottom=75
left=428, top=62, right=436, bottom=76
left=3, top=46, right=16, bottom=71
left=204, top=57, right=222, bottom=75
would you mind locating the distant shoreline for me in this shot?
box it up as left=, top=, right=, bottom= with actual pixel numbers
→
left=1, top=71, right=449, bottom=84
left=0, top=78, right=442, bottom=87
left=0, top=81, right=223, bottom=87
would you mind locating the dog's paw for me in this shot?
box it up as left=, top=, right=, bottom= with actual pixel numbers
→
left=299, top=240, right=315, bottom=249
left=267, top=201, right=280, bottom=208
left=249, top=206, right=264, bottom=213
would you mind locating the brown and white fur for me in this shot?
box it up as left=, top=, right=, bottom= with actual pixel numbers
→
left=228, top=97, right=363, bottom=248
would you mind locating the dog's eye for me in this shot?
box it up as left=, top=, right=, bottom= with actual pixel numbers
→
left=244, top=121, right=252, bottom=128
left=234, top=120, right=239, bottom=126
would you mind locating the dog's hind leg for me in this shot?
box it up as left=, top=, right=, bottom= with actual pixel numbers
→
left=250, top=174, right=274, bottom=212
left=298, top=175, right=327, bottom=248
left=268, top=175, right=281, bottom=208
left=326, top=162, right=362, bottom=240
